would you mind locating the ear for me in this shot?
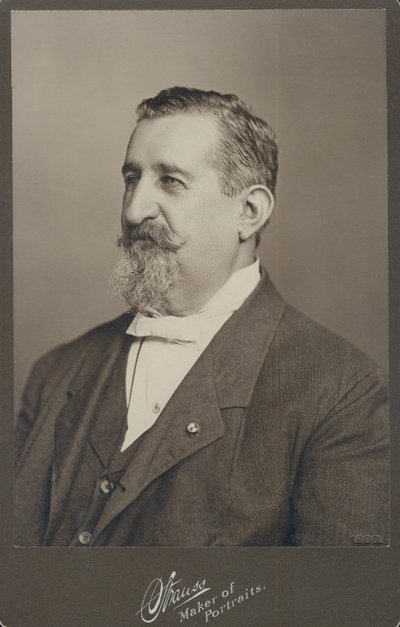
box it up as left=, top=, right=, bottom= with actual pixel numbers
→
left=238, top=185, right=275, bottom=242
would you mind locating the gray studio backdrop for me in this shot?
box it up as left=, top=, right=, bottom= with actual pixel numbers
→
left=12, top=9, right=387, bottom=408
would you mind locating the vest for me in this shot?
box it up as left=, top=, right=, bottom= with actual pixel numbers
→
left=46, top=336, right=137, bottom=546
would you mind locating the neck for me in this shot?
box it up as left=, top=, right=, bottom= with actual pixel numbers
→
left=165, top=248, right=256, bottom=316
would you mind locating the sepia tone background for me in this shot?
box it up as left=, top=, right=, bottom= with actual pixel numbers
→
left=12, top=9, right=387, bottom=407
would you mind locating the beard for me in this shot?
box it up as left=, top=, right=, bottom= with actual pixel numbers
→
left=111, top=220, right=185, bottom=317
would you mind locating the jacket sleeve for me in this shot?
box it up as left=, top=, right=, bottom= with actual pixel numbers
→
left=290, top=368, right=389, bottom=546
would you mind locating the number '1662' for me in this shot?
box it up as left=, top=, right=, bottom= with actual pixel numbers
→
left=351, top=534, right=384, bottom=545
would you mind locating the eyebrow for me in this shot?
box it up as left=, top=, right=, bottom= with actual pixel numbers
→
left=157, top=162, right=193, bottom=180
left=121, top=160, right=193, bottom=180
left=121, top=161, right=140, bottom=176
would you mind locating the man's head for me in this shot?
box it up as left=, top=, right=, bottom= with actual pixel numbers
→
left=112, top=87, right=278, bottom=316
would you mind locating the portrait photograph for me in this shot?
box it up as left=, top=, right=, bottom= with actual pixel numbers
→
left=1, top=2, right=399, bottom=626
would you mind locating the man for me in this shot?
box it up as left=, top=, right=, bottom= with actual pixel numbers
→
left=15, top=86, right=388, bottom=547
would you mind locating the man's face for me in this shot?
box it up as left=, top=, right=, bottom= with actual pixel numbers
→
left=117, top=113, right=243, bottom=314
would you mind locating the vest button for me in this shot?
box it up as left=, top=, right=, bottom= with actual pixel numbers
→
left=78, top=531, right=92, bottom=545
left=152, top=402, right=161, bottom=413
left=186, top=422, right=200, bottom=434
left=100, top=479, right=112, bottom=494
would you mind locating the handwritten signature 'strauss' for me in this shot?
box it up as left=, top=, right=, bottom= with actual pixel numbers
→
left=137, top=570, right=210, bottom=623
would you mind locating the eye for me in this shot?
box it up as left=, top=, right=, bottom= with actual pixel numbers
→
left=160, top=175, right=185, bottom=190
left=124, top=173, right=140, bottom=187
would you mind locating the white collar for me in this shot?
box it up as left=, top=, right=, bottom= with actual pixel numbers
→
left=126, top=258, right=261, bottom=343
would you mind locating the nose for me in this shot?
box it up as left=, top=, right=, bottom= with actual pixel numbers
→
left=122, top=178, right=160, bottom=226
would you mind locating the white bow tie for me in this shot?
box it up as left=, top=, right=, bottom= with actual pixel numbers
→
left=130, top=313, right=203, bottom=345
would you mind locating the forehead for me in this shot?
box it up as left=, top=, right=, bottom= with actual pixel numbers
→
left=125, top=113, right=219, bottom=169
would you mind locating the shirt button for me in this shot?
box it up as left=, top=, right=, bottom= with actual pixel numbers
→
left=78, top=531, right=92, bottom=545
left=152, top=402, right=161, bottom=413
left=186, top=422, right=200, bottom=434
left=100, top=479, right=112, bottom=494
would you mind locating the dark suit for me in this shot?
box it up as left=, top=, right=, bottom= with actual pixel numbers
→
left=15, top=270, right=389, bottom=546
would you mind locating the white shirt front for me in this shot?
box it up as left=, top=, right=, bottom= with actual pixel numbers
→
left=121, top=259, right=261, bottom=451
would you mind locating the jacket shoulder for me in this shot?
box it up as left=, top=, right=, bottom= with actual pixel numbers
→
left=16, top=313, right=133, bottom=458
left=25, top=313, right=133, bottom=395
left=278, top=303, right=384, bottom=371
left=269, top=303, right=387, bottom=407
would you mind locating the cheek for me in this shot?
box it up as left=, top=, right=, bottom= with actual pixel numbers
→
left=207, top=201, right=240, bottom=242
left=188, top=206, right=239, bottom=256
left=164, top=191, right=240, bottom=252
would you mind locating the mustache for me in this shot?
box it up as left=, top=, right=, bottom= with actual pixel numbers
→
left=117, top=220, right=185, bottom=251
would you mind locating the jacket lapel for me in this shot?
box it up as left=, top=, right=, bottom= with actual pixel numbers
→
left=212, top=267, right=286, bottom=408
left=91, top=268, right=286, bottom=543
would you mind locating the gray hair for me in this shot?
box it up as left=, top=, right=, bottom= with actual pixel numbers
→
left=136, top=86, right=278, bottom=199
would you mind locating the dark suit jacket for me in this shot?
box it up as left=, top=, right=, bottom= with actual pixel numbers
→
left=15, top=270, right=389, bottom=546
